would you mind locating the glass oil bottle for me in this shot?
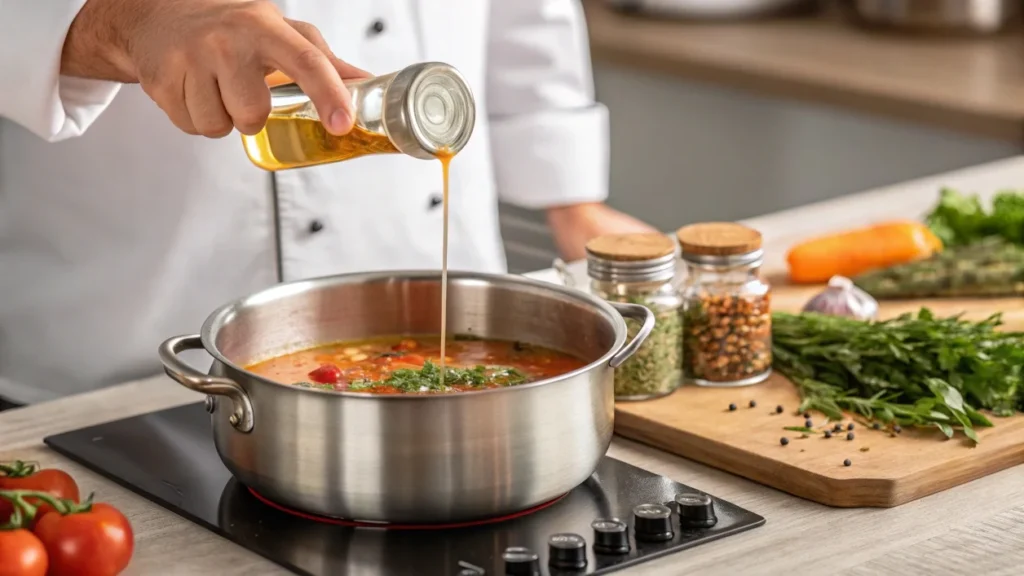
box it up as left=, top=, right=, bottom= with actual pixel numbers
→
left=242, top=62, right=476, bottom=170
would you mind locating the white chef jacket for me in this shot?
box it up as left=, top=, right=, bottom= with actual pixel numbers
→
left=0, top=0, right=609, bottom=404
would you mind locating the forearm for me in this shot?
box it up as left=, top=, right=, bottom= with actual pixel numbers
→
left=0, top=0, right=123, bottom=141
left=61, top=0, right=137, bottom=82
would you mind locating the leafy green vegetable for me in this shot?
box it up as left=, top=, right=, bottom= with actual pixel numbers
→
left=348, top=360, right=528, bottom=393
left=925, top=187, right=1024, bottom=246
left=772, top=309, right=1024, bottom=443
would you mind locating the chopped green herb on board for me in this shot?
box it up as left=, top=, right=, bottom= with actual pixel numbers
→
left=771, top=309, right=1024, bottom=444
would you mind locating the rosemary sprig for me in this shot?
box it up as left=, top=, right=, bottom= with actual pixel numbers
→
left=771, top=309, right=1024, bottom=443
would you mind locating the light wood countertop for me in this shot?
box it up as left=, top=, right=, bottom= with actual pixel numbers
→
left=584, top=0, right=1024, bottom=142
left=5, top=157, right=1024, bottom=574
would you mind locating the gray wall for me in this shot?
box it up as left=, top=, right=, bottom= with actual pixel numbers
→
left=500, top=63, right=1018, bottom=273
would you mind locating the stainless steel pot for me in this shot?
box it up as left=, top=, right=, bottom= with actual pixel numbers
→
left=158, top=271, right=654, bottom=523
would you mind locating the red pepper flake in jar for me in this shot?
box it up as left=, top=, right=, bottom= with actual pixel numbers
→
left=676, top=222, right=772, bottom=387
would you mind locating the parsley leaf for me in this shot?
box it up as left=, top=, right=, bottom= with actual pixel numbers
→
left=348, top=361, right=528, bottom=393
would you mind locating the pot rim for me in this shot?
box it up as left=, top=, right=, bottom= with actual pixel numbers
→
left=198, top=269, right=628, bottom=400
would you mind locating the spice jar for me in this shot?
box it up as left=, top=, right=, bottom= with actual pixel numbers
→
left=243, top=62, right=476, bottom=171
left=676, top=222, right=772, bottom=387
left=586, top=233, right=683, bottom=401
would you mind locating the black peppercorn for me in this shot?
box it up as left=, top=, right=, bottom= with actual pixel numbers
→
left=893, top=424, right=902, bottom=433
left=775, top=405, right=784, bottom=414
left=804, top=418, right=813, bottom=428
left=847, top=432, right=855, bottom=441
left=780, top=437, right=789, bottom=446
left=872, top=422, right=881, bottom=430
left=844, top=459, right=852, bottom=467
left=824, top=430, right=832, bottom=439
left=749, top=400, right=757, bottom=408
left=802, top=412, right=810, bottom=419
left=729, top=403, right=737, bottom=411
left=847, top=423, right=855, bottom=431
left=833, top=424, right=843, bottom=432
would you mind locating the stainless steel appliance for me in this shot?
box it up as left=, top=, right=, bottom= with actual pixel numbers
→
left=43, top=404, right=766, bottom=575
left=158, top=271, right=654, bottom=523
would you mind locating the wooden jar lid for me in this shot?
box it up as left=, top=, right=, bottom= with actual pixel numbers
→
left=675, top=222, right=762, bottom=256
left=585, top=233, right=676, bottom=261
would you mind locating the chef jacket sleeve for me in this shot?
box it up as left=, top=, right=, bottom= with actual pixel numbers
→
left=0, top=1, right=121, bottom=142
left=485, top=0, right=610, bottom=209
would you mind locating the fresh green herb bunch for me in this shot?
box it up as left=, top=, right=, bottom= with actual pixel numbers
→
left=349, top=360, right=527, bottom=393
left=925, top=187, right=1024, bottom=247
left=771, top=309, right=1024, bottom=443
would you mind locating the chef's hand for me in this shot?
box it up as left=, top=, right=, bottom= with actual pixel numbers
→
left=60, top=0, right=369, bottom=137
left=546, top=203, right=660, bottom=261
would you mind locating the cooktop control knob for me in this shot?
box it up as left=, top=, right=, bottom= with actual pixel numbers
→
left=591, top=518, right=630, bottom=554
left=633, top=503, right=674, bottom=542
left=675, top=492, right=718, bottom=529
left=548, top=533, right=587, bottom=570
left=502, top=546, right=540, bottom=576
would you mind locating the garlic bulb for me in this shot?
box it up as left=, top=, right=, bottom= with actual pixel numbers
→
left=802, top=275, right=879, bottom=321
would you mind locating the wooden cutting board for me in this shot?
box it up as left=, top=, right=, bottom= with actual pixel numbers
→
left=614, top=271, right=1024, bottom=508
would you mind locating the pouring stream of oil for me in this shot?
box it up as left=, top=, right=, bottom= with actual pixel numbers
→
left=437, top=149, right=453, bottom=383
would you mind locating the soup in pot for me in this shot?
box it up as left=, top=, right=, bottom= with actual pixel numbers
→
left=245, top=335, right=587, bottom=394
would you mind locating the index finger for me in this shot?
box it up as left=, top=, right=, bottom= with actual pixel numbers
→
left=258, top=21, right=354, bottom=135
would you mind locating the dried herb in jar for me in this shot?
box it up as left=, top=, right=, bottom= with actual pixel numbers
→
left=585, top=233, right=684, bottom=400
left=615, top=297, right=683, bottom=398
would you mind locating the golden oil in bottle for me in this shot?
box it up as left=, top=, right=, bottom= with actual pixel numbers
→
left=242, top=62, right=476, bottom=171
left=243, top=117, right=400, bottom=170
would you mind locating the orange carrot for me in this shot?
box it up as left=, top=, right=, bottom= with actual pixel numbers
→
left=786, top=220, right=942, bottom=284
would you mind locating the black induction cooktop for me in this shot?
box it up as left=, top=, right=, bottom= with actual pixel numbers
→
left=43, top=403, right=764, bottom=575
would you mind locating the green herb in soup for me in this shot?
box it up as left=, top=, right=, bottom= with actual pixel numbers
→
left=246, top=335, right=585, bottom=395
left=348, top=361, right=528, bottom=393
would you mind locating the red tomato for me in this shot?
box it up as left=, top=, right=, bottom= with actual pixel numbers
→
left=308, top=364, right=342, bottom=384
left=392, top=339, right=419, bottom=352
left=0, top=465, right=79, bottom=523
left=34, top=503, right=134, bottom=576
left=0, top=528, right=48, bottom=576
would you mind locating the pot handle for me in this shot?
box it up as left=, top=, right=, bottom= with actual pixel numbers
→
left=608, top=302, right=656, bottom=369
left=158, top=334, right=254, bottom=433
